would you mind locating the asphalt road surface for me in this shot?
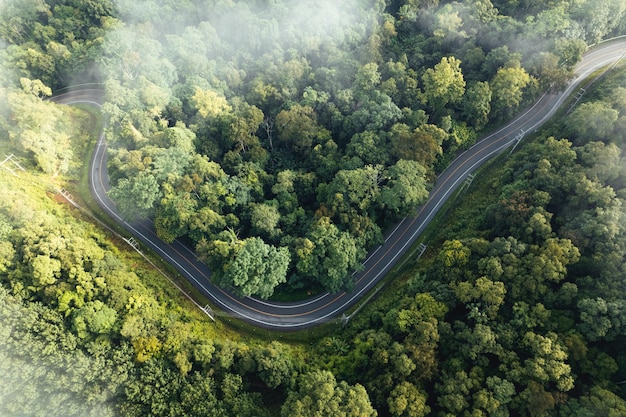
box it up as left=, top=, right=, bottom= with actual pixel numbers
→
left=51, top=37, right=626, bottom=330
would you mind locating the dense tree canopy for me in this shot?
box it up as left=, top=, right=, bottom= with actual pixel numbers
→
left=75, top=0, right=624, bottom=298
left=4, top=0, right=616, bottom=298
left=312, top=67, right=626, bottom=417
left=1, top=0, right=626, bottom=417
left=281, top=370, right=377, bottom=417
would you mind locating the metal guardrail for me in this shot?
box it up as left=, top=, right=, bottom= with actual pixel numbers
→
left=0, top=154, right=26, bottom=177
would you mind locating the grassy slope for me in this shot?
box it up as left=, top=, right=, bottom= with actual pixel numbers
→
left=2, top=103, right=247, bottom=342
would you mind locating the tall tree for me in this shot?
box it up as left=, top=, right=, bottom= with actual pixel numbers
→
left=461, top=81, right=491, bottom=129
left=281, top=370, right=377, bottom=417
left=422, top=56, right=466, bottom=112
left=387, top=381, right=430, bottom=417
left=109, top=171, right=161, bottom=220
left=490, top=66, right=533, bottom=119
left=565, top=101, right=619, bottom=144
left=254, top=341, right=296, bottom=389
left=275, top=104, right=330, bottom=154
left=294, top=217, right=360, bottom=293
left=379, top=159, right=430, bottom=217
left=320, top=165, right=383, bottom=215
left=199, top=235, right=290, bottom=299
left=249, top=203, right=282, bottom=240
left=389, top=123, right=442, bottom=167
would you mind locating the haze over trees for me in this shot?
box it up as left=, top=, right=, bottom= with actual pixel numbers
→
left=1, top=0, right=626, bottom=416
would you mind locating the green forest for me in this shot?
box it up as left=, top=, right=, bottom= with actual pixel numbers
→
left=1, top=0, right=626, bottom=416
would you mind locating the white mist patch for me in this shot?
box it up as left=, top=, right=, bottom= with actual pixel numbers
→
left=0, top=38, right=17, bottom=90
left=273, top=0, right=366, bottom=46
left=112, top=0, right=372, bottom=58
left=0, top=39, right=15, bottom=142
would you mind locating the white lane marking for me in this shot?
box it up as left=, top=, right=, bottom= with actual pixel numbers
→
left=247, top=291, right=331, bottom=309
left=385, top=219, right=405, bottom=242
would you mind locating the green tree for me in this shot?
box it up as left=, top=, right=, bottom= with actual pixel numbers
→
left=7, top=82, right=72, bottom=174
left=435, top=370, right=479, bottom=416
left=249, top=203, right=281, bottom=240
left=152, top=147, right=192, bottom=181
left=422, top=56, right=466, bottom=112
left=281, top=370, right=377, bottom=417
left=345, top=90, right=403, bottom=133
left=120, top=360, right=227, bottom=417
left=450, top=320, right=500, bottom=362
left=228, top=100, right=264, bottom=153
left=154, top=183, right=197, bottom=243
left=320, top=165, right=383, bottom=215
left=554, top=38, right=587, bottom=71
left=481, top=46, right=521, bottom=77
left=272, top=170, right=299, bottom=213
left=201, top=235, right=290, bottom=299
left=385, top=293, right=448, bottom=334
left=577, top=298, right=626, bottom=341
left=461, top=81, right=491, bottom=129
left=152, top=123, right=196, bottom=154
left=562, top=386, right=626, bottom=417
left=453, top=276, right=507, bottom=320
left=521, top=331, right=574, bottom=392
left=295, top=217, right=360, bottom=293
left=485, top=376, right=516, bottom=416
left=0, top=288, right=131, bottom=417
left=254, top=341, right=296, bottom=389
left=529, top=52, right=572, bottom=90
left=72, top=300, right=118, bottom=339
left=336, top=329, right=417, bottom=407
left=220, top=373, right=271, bottom=417
left=109, top=171, right=161, bottom=220
left=192, top=87, right=232, bottom=118
left=571, top=0, right=626, bottom=44
left=565, top=101, right=619, bottom=144
left=434, top=239, right=472, bottom=282
left=380, top=159, right=429, bottom=216
left=432, top=3, right=467, bottom=40
left=354, top=62, right=382, bottom=93
left=388, top=382, right=430, bottom=417
left=576, top=141, right=622, bottom=184
left=275, top=104, right=330, bottom=153
left=30, top=254, right=61, bottom=287
left=346, top=131, right=390, bottom=166
left=490, top=66, right=532, bottom=119
left=389, top=123, right=442, bottom=167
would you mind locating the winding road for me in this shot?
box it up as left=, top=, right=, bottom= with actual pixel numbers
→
left=52, top=38, right=626, bottom=330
